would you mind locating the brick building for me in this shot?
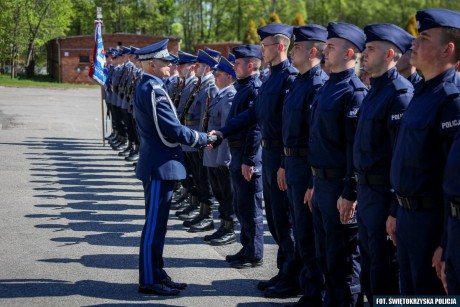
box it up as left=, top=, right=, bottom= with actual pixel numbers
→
left=46, top=34, right=180, bottom=84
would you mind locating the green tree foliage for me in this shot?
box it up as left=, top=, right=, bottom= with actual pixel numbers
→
left=291, top=13, right=306, bottom=26
left=243, top=20, right=259, bottom=44
left=2, top=0, right=460, bottom=77
left=269, top=12, right=282, bottom=23
left=406, top=15, right=418, bottom=37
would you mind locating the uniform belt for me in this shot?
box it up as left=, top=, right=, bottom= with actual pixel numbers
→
left=396, top=195, right=437, bottom=210
left=450, top=201, right=460, bottom=220
left=185, top=120, right=200, bottom=126
left=228, top=140, right=242, bottom=148
left=355, top=172, right=389, bottom=185
left=311, top=167, right=346, bottom=179
left=261, top=139, right=283, bottom=148
left=284, top=147, right=308, bottom=157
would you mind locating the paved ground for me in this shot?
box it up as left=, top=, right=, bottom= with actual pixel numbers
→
left=0, top=86, right=299, bottom=306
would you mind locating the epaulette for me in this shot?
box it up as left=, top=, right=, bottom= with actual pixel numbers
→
left=312, top=74, right=324, bottom=87
left=443, top=81, right=460, bottom=98
left=391, top=77, right=411, bottom=94
left=287, top=66, right=298, bottom=76
left=349, top=77, right=367, bottom=91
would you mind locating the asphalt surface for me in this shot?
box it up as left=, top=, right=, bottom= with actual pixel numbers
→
left=0, top=86, right=299, bottom=306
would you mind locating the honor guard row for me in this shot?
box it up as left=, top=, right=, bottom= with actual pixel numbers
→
left=99, top=7, right=460, bottom=306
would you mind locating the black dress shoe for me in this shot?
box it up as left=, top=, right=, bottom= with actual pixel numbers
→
left=225, top=248, right=245, bottom=263
left=162, top=277, right=187, bottom=290
left=183, top=215, right=205, bottom=228
left=138, top=284, right=180, bottom=296
left=187, top=219, right=214, bottom=232
left=118, top=146, right=132, bottom=157
left=230, top=257, right=263, bottom=269
left=210, top=231, right=236, bottom=246
left=125, top=153, right=139, bottom=162
left=170, top=200, right=189, bottom=210
left=257, top=271, right=283, bottom=291
left=204, top=227, right=226, bottom=242
left=264, top=280, right=299, bottom=298
left=178, top=209, right=200, bottom=221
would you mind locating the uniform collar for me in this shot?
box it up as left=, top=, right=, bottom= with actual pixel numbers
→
left=217, top=84, right=234, bottom=96
left=370, top=67, right=398, bottom=89
left=420, top=67, right=457, bottom=92
left=298, top=63, right=321, bottom=79
left=329, top=68, right=355, bottom=81
left=143, top=73, right=164, bottom=85
left=271, top=59, right=291, bottom=73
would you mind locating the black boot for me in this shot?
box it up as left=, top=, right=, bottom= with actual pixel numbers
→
left=188, top=203, right=213, bottom=232
left=209, top=220, right=236, bottom=245
left=177, top=196, right=200, bottom=220
left=225, top=248, right=245, bottom=263
left=118, top=141, right=133, bottom=156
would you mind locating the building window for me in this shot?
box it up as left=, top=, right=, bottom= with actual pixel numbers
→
left=79, top=55, right=90, bottom=63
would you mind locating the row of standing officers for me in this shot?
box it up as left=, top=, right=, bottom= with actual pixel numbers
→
left=103, top=7, right=460, bottom=307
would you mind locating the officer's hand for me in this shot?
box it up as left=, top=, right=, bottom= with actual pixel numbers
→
left=207, top=134, right=223, bottom=148
left=277, top=168, right=287, bottom=191
left=208, top=130, right=224, bottom=138
left=304, top=188, right=314, bottom=212
left=441, top=261, right=448, bottom=294
left=432, top=246, right=443, bottom=279
left=241, top=164, right=254, bottom=181
left=337, top=196, right=356, bottom=224
left=386, top=216, right=397, bottom=246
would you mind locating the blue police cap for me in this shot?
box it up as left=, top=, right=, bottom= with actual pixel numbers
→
left=177, top=51, right=197, bottom=64
left=227, top=53, right=235, bottom=64
left=169, top=53, right=178, bottom=65
left=214, top=57, right=236, bottom=79
left=134, top=39, right=174, bottom=61
left=120, top=46, right=131, bottom=55
left=197, top=49, right=218, bottom=67
left=232, top=44, right=263, bottom=60
left=293, top=24, right=327, bottom=43
left=204, top=47, right=221, bottom=60
left=416, top=8, right=460, bottom=33
left=258, top=23, right=293, bottom=40
left=327, top=22, right=366, bottom=52
left=129, top=46, right=139, bottom=54
left=364, top=23, right=414, bottom=53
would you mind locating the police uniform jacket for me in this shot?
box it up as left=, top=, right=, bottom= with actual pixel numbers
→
left=105, top=64, right=115, bottom=104
left=177, top=76, right=198, bottom=116
left=281, top=64, right=328, bottom=183
left=408, top=71, right=423, bottom=87
left=112, top=65, right=125, bottom=108
left=224, top=74, right=262, bottom=167
left=133, top=73, right=207, bottom=182
left=390, top=68, right=460, bottom=200
left=354, top=67, right=413, bottom=176
left=119, top=61, right=135, bottom=110
left=165, top=74, right=179, bottom=97
left=183, top=74, right=218, bottom=152
left=221, top=59, right=297, bottom=147
left=203, top=84, right=236, bottom=167
left=309, top=68, right=368, bottom=200
left=444, top=130, right=460, bottom=204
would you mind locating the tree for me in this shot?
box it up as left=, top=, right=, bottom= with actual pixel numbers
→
left=291, top=13, right=305, bottom=26
left=406, top=15, right=418, bottom=37
left=243, top=20, right=259, bottom=44
left=268, top=11, right=282, bottom=23
left=259, top=17, right=267, bottom=27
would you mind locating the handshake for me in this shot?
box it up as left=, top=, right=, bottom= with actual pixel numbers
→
left=206, top=130, right=224, bottom=148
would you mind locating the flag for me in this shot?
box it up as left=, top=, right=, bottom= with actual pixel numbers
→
left=88, top=20, right=107, bottom=85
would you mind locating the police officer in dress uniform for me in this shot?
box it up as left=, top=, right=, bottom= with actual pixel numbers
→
left=353, top=24, right=414, bottom=304
left=390, top=8, right=460, bottom=295
left=443, top=130, right=460, bottom=294
left=172, top=51, right=200, bottom=213
left=104, top=48, right=117, bottom=140
left=211, top=25, right=298, bottom=296
left=165, top=54, right=179, bottom=97
left=395, top=46, right=423, bottom=87
left=308, top=22, right=367, bottom=307
left=202, top=57, right=237, bottom=245
left=181, top=49, right=219, bottom=232
left=133, top=39, right=221, bottom=296
left=215, top=45, right=264, bottom=270
left=276, top=25, right=329, bottom=304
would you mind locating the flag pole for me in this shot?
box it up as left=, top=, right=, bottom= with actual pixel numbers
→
left=101, top=86, right=105, bottom=146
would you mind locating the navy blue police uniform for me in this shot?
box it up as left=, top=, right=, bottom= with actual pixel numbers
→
left=220, top=24, right=298, bottom=282
left=390, top=9, right=460, bottom=295
left=353, top=23, right=414, bottom=303
left=133, top=40, right=211, bottom=296
left=444, top=130, right=460, bottom=294
left=281, top=25, right=329, bottom=303
left=308, top=22, right=367, bottom=307
left=223, top=45, right=264, bottom=266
